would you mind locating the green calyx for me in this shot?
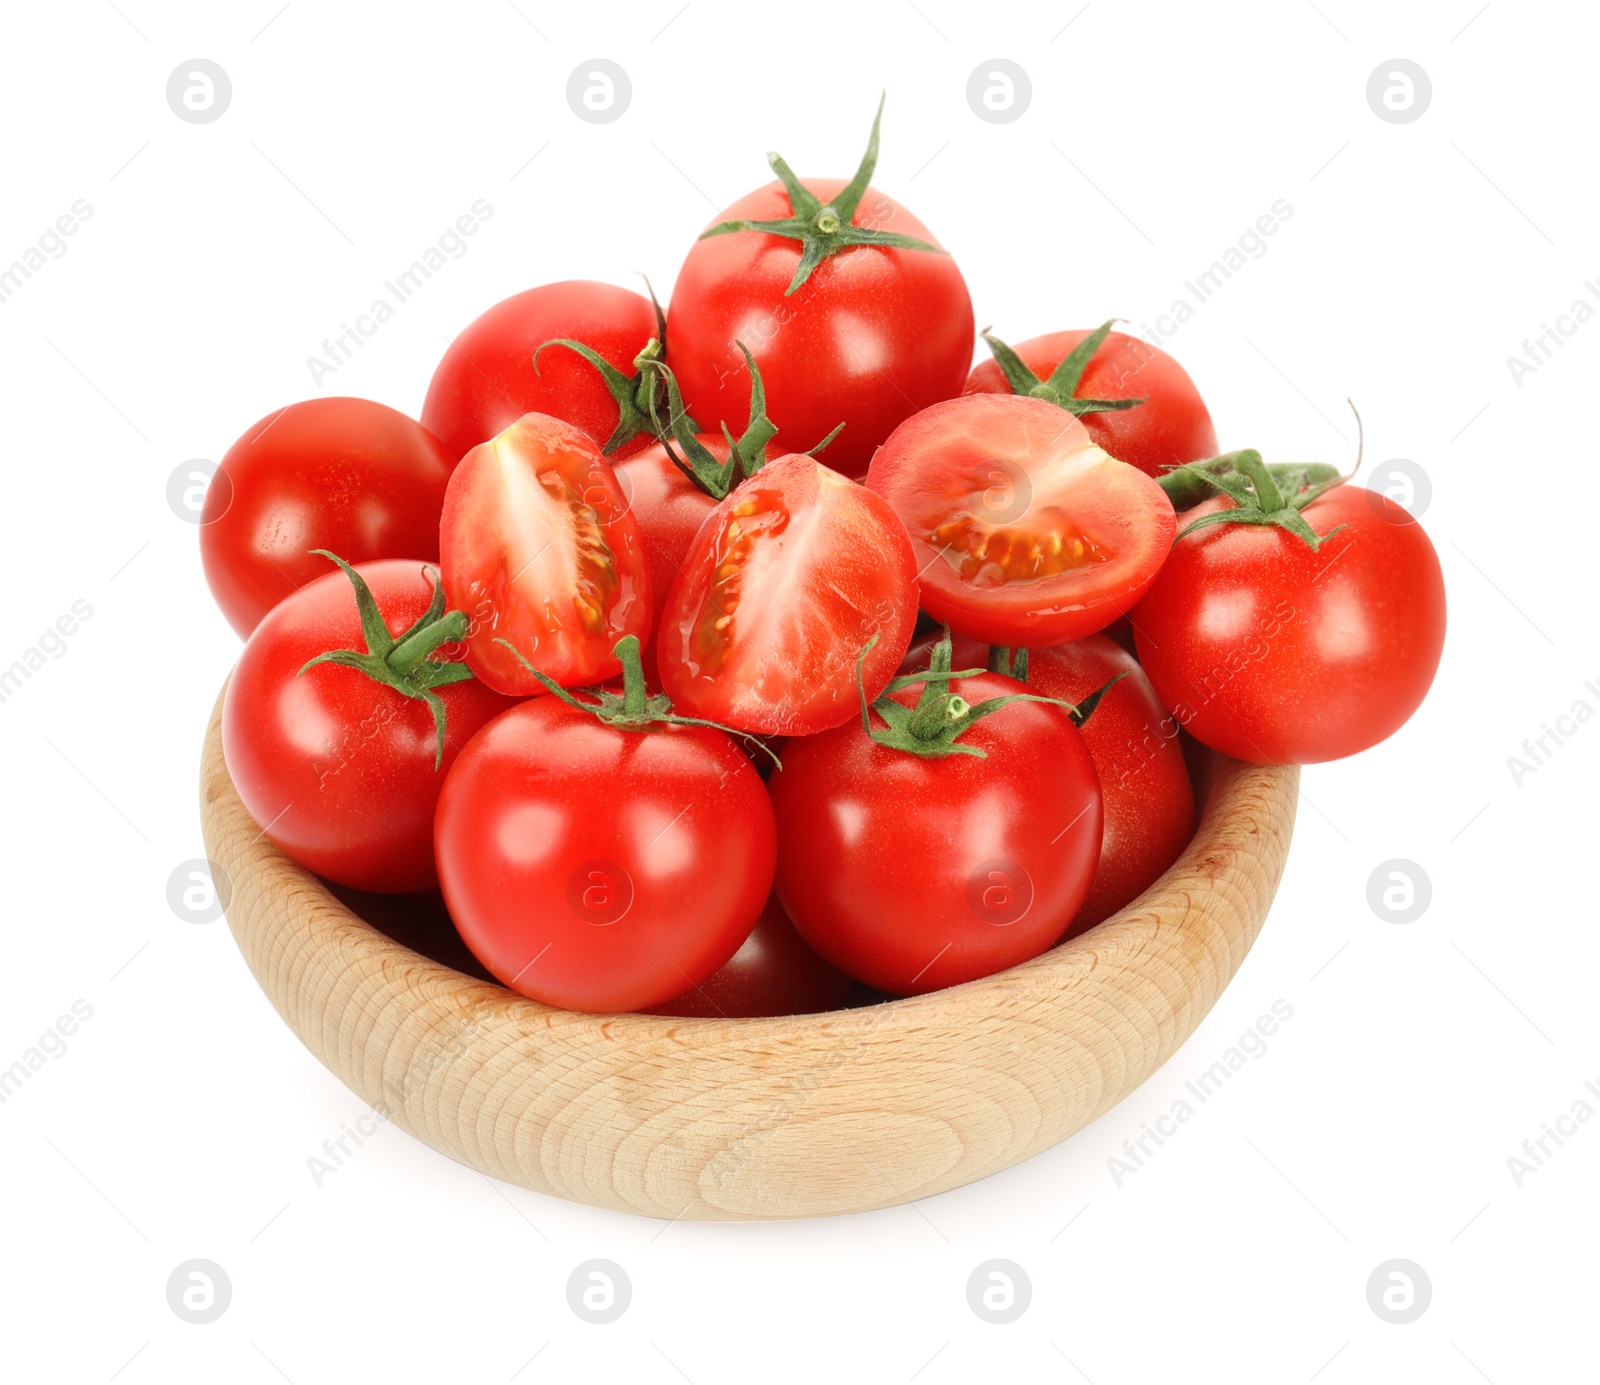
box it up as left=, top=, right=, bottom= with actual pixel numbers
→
left=297, top=551, right=476, bottom=770
left=856, top=630, right=1091, bottom=760
left=699, top=93, right=946, bottom=296
left=532, top=279, right=690, bottom=455
left=651, top=340, right=845, bottom=500
left=493, top=634, right=781, bottom=770
left=1164, top=449, right=1347, bottom=551
left=981, top=319, right=1148, bottom=418
left=1158, top=449, right=1342, bottom=514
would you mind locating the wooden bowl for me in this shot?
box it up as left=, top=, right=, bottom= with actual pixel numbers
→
left=200, top=684, right=1298, bottom=1221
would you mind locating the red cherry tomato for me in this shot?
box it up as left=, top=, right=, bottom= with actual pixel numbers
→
left=201, top=398, right=453, bottom=638
left=965, top=327, right=1217, bottom=478
left=644, top=894, right=852, bottom=1018
left=434, top=698, right=777, bottom=1013
left=1025, top=637, right=1195, bottom=932
left=439, top=413, right=652, bottom=695
left=1134, top=485, right=1446, bottom=764
left=769, top=671, right=1102, bottom=995
left=222, top=559, right=516, bottom=892
left=867, top=394, right=1177, bottom=647
left=668, top=180, right=972, bottom=479
left=421, top=281, right=659, bottom=466
left=657, top=453, right=919, bottom=735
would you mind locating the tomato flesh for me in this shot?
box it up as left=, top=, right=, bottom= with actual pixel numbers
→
left=440, top=412, right=651, bottom=695
left=868, top=394, right=1177, bottom=647
left=657, top=453, right=918, bottom=735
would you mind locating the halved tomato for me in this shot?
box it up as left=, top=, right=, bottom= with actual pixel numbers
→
left=866, top=394, right=1176, bottom=647
left=656, top=453, right=918, bottom=735
left=439, top=412, right=651, bottom=695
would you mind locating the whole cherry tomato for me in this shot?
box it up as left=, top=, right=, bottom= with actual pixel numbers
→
left=657, top=452, right=919, bottom=735
left=965, top=322, right=1217, bottom=479
left=1134, top=465, right=1446, bottom=764
left=867, top=394, right=1176, bottom=647
left=769, top=644, right=1102, bottom=995
left=667, top=99, right=972, bottom=478
left=422, top=280, right=663, bottom=466
left=434, top=640, right=777, bottom=1013
left=644, top=894, right=852, bottom=1018
left=1026, top=637, right=1195, bottom=932
left=439, top=412, right=651, bottom=695
left=222, top=556, right=515, bottom=892
left=201, top=398, right=453, bottom=638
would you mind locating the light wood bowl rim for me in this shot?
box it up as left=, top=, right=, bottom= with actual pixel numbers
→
left=200, top=681, right=1298, bottom=1221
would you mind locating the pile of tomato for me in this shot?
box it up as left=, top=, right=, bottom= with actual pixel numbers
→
left=207, top=101, right=1446, bottom=1016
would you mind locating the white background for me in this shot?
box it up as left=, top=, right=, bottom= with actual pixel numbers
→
left=1, top=1, right=1594, bottom=1381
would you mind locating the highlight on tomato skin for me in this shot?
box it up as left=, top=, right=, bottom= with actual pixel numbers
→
left=656, top=452, right=920, bottom=737
left=439, top=412, right=652, bottom=697
left=866, top=393, right=1177, bottom=648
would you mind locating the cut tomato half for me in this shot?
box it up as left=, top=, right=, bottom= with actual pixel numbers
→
left=440, top=412, right=651, bottom=694
left=867, top=394, right=1176, bottom=646
left=657, top=453, right=918, bottom=735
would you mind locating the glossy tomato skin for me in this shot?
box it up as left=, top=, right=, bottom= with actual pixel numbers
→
left=965, top=328, right=1217, bottom=479
left=644, top=893, right=852, bottom=1018
left=668, top=179, right=973, bottom=479
left=1134, top=486, right=1446, bottom=764
left=440, top=412, right=652, bottom=696
left=201, top=398, right=453, bottom=638
left=867, top=394, right=1177, bottom=647
left=769, top=672, right=1103, bottom=995
left=221, top=560, right=517, bottom=893
left=1027, top=637, right=1195, bottom=932
left=658, top=453, right=919, bottom=735
left=422, top=281, right=658, bottom=466
left=434, top=699, right=777, bottom=1013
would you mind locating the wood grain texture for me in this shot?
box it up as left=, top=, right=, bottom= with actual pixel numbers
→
left=199, top=683, right=1298, bottom=1221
